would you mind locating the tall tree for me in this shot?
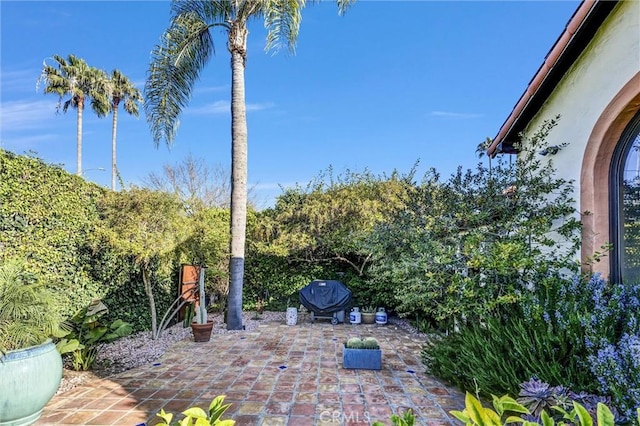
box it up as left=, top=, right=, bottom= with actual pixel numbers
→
left=144, top=154, right=258, bottom=209
left=38, top=54, right=110, bottom=176
left=145, top=0, right=354, bottom=330
left=107, top=70, right=142, bottom=191
left=97, top=187, right=185, bottom=339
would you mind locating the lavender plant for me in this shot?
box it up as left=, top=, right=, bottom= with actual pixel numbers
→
left=522, top=273, right=640, bottom=420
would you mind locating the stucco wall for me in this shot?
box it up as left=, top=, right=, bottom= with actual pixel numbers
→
left=521, top=0, right=640, bottom=262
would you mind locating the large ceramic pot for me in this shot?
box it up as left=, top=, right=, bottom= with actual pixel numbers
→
left=0, top=339, right=62, bottom=426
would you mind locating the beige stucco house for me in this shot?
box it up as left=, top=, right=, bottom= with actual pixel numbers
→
left=488, top=0, right=640, bottom=283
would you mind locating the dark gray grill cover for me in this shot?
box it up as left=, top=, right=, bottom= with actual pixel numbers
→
left=299, top=280, right=352, bottom=314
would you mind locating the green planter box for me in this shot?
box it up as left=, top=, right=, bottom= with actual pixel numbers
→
left=342, top=346, right=382, bottom=370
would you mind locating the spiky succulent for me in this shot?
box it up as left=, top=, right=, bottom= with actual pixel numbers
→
left=517, top=378, right=564, bottom=416
left=345, top=337, right=379, bottom=349
left=346, top=337, right=364, bottom=349
left=362, top=337, right=380, bottom=349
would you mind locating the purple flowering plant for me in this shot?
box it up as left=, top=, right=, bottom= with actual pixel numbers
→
left=522, top=273, right=640, bottom=420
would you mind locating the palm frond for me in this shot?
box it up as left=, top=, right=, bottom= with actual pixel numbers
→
left=89, top=67, right=111, bottom=118
left=145, top=6, right=218, bottom=146
left=108, top=69, right=142, bottom=116
left=336, top=0, right=355, bottom=15
left=39, top=54, right=110, bottom=116
left=171, top=0, right=233, bottom=24
left=0, top=260, right=62, bottom=353
left=264, top=0, right=305, bottom=53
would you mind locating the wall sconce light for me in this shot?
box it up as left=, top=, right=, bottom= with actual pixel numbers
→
left=538, top=143, right=568, bottom=156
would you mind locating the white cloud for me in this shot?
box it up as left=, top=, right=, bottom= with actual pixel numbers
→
left=0, top=133, right=59, bottom=149
left=189, top=100, right=229, bottom=115
left=430, top=111, right=483, bottom=119
left=1, top=68, right=41, bottom=93
left=188, top=101, right=275, bottom=115
left=195, top=84, right=229, bottom=94
left=247, top=102, right=275, bottom=112
left=0, top=100, right=58, bottom=131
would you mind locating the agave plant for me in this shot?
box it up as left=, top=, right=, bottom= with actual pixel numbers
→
left=517, top=378, right=566, bottom=416
left=517, top=378, right=625, bottom=424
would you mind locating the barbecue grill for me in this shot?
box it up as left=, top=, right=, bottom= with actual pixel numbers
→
left=299, top=279, right=352, bottom=324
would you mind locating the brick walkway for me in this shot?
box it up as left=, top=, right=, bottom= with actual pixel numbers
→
left=39, top=320, right=464, bottom=425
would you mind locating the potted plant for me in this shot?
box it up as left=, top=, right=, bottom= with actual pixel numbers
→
left=342, top=337, right=382, bottom=370
left=191, top=266, right=214, bottom=342
left=0, top=259, right=65, bottom=425
left=361, top=306, right=376, bottom=324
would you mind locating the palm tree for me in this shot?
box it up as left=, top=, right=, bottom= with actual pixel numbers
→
left=107, top=70, right=142, bottom=191
left=145, top=0, right=354, bottom=330
left=38, top=54, right=110, bottom=176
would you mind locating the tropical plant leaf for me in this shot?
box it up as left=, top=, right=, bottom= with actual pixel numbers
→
left=595, top=403, right=614, bottom=426
left=182, top=406, right=207, bottom=418
left=572, top=402, right=592, bottom=426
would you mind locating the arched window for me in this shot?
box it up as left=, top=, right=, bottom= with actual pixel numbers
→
left=610, top=110, right=640, bottom=284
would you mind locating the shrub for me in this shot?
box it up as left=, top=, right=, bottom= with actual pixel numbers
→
left=0, top=151, right=176, bottom=333
left=366, top=118, right=581, bottom=329
left=524, top=273, right=640, bottom=419
left=426, top=272, right=640, bottom=421
left=0, top=150, right=107, bottom=317
left=57, top=300, right=132, bottom=371
left=423, top=314, right=589, bottom=397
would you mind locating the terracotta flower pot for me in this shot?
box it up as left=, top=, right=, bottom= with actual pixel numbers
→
left=191, top=320, right=214, bottom=342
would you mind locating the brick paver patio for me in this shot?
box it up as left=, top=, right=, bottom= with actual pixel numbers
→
left=39, top=319, right=464, bottom=425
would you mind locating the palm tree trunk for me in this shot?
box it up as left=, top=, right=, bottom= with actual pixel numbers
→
left=111, top=104, right=118, bottom=191
left=226, top=40, right=249, bottom=331
left=76, top=98, right=84, bottom=176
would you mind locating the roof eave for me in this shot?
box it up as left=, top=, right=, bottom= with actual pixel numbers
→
left=488, top=0, right=619, bottom=157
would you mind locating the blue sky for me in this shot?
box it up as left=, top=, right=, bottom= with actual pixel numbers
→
left=1, top=0, right=580, bottom=208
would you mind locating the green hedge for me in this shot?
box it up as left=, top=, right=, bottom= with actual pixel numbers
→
left=0, top=150, right=175, bottom=330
